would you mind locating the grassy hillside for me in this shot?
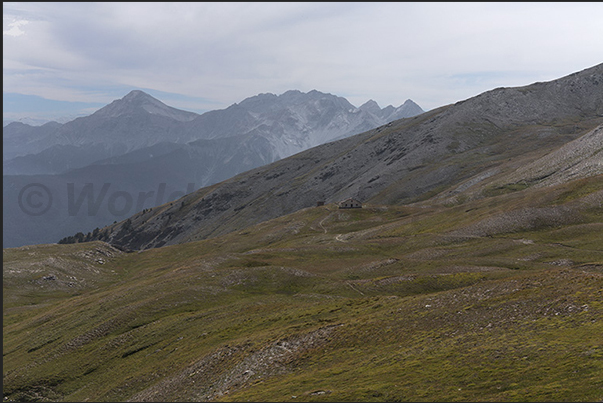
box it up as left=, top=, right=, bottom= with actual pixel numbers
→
left=3, top=174, right=602, bottom=402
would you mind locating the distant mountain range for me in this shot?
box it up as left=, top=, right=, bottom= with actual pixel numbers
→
left=3, top=90, right=423, bottom=169
left=3, top=90, right=424, bottom=247
left=3, top=115, right=85, bottom=127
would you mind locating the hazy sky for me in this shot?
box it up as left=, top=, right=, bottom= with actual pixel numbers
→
left=3, top=2, right=603, bottom=122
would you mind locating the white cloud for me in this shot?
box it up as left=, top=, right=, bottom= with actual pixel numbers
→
left=3, top=2, right=603, bottom=117
left=3, top=19, right=28, bottom=37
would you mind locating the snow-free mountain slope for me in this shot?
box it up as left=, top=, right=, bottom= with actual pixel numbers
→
left=91, top=63, right=603, bottom=250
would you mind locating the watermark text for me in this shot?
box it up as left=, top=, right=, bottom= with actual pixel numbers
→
left=18, top=182, right=195, bottom=217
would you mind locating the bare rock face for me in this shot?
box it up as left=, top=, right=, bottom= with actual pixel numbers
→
left=97, top=64, right=603, bottom=251
left=495, top=125, right=603, bottom=188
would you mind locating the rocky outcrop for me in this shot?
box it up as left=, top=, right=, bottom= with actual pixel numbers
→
left=494, top=125, right=603, bottom=188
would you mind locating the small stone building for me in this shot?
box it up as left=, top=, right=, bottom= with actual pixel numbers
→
left=338, top=198, right=362, bottom=209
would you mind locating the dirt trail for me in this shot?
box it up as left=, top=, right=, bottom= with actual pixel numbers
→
left=318, top=214, right=331, bottom=234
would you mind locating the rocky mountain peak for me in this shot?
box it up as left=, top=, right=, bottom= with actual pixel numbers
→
left=399, top=99, right=419, bottom=108
left=357, top=98, right=426, bottom=121
left=359, top=100, right=382, bottom=115
left=385, top=99, right=425, bottom=120
left=122, top=89, right=150, bottom=101
left=92, top=90, right=199, bottom=122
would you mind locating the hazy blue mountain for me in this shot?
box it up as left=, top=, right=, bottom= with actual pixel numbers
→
left=3, top=143, right=116, bottom=175
left=3, top=121, right=63, bottom=161
left=3, top=89, right=424, bottom=247
left=3, top=90, right=424, bottom=174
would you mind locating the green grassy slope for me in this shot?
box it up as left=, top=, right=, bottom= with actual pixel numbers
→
left=3, top=175, right=603, bottom=402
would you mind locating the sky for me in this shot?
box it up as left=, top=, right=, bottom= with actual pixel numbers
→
left=3, top=2, right=603, bottom=123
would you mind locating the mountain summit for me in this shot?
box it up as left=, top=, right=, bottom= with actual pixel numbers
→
left=359, top=98, right=424, bottom=122
left=91, top=90, right=199, bottom=122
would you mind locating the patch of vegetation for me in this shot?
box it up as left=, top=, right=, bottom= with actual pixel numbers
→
left=551, top=175, right=603, bottom=205
left=3, top=176, right=602, bottom=402
left=483, top=182, right=530, bottom=197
